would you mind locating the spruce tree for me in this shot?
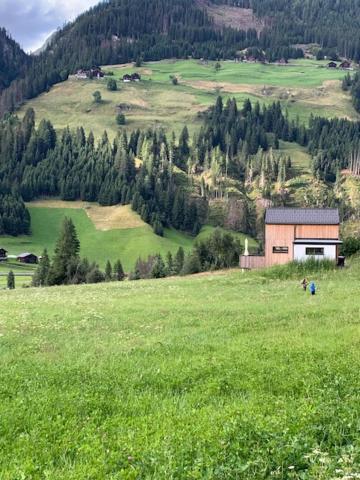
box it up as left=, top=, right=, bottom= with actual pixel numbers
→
left=105, top=260, right=113, bottom=281
left=32, top=249, right=50, bottom=286
left=114, top=260, right=125, bottom=281
left=151, top=255, right=166, bottom=278
left=7, top=270, right=15, bottom=289
left=166, top=251, right=173, bottom=275
left=174, top=246, right=185, bottom=274
left=48, top=217, right=80, bottom=285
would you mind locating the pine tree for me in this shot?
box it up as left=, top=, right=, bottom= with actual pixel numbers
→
left=48, top=217, right=80, bottom=285
left=151, top=255, right=166, bottom=278
left=32, top=249, right=50, bottom=286
left=7, top=270, right=15, bottom=289
left=114, top=260, right=125, bottom=281
left=166, top=251, right=173, bottom=275
left=105, top=260, right=113, bottom=281
left=174, top=246, right=185, bottom=274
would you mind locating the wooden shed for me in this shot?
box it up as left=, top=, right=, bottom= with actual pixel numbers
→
left=0, top=248, right=8, bottom=261
left=17, top=253, right=38, bottom=264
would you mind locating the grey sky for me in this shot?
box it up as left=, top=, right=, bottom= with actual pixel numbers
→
left=0, top=0, right=100, bottom=52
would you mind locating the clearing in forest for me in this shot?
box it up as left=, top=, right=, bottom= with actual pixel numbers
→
left=17, top=59, right=357, bottom=139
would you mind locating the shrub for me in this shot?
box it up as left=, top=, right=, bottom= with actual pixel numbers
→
left=340, top=237, right=360, bottom=257
left=181, top=253, right=201, bottom=275
left=107, top=78, right=117, bottom=91
left=116, top=113, right=126, bottom=125
left=170, top=75, right=178, bottom=85
left=93, top=91, right=102, bottom=103
left=262, top=258, right=336, bottom=280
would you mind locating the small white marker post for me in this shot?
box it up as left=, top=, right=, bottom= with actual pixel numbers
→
left=242, top=238, right=249, bottom=273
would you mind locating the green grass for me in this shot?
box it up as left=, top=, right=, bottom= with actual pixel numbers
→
left=0, top=259, right=360, bottom=478
left=0, top=206, right=256, bottom=272
left=18, top=59, right=358, bottom=139
left=131, top=59, right=346, bottom=88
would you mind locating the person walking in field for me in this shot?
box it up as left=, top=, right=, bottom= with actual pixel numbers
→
left=309, top=281, right=316, bottom=296
left=301, top=278, right=308, bottom=291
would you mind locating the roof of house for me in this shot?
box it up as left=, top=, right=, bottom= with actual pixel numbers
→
left=265, top=208, right=340, bottom=225
left=17, top=252, right=37, bottom=258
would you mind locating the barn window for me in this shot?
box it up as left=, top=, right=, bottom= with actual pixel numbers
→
left=306, top=247, right=324, bottom=256
left=272, top=246, right=288, bottom=253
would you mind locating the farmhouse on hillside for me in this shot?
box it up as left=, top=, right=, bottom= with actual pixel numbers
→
left=0, top=248, right=8, bottom=261
left=17, top=253, right=38, bottom=264
left=75, top=66, right=105, bottom=79
left=122, top=73, right=141, bottom=82
left=327, top=61, right=337, bottom=68
left=339, top=60, right=352, bottom=69
left=240, top=208, right=342, bottom=269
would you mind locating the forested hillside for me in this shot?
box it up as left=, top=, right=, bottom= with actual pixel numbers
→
left=216, top=0, right=360, bottom=60
left=2, top=95, right=359, bottom=237
left=2, top=0, right=360, bottom=116
left=0, top=29, right=28, bottom=92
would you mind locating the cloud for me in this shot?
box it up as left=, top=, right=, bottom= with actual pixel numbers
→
left=0, top=0, right=100, bottom=52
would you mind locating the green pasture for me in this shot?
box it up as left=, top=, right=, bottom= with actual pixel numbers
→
left=18, top=59, right=358, bottom=139
left=0, top=205, right=256, bottom=273
left=1, top=258, right=359, bottom=478
left=117, top=59, right=346, bottom=88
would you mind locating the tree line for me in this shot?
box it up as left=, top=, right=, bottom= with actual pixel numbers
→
left=28, top=217, right=243, bottom=290
left=32, top=217, right=125, bottom=287
left=0, top=97, right=304, bottom=236
left=2, top=95, right=360, bottom=237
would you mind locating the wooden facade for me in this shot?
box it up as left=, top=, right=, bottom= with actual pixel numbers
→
left=240, top=209, right=341, bottom=269
left=264, top=223, right=340, bottom=267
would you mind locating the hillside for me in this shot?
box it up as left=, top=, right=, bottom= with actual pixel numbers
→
left=18, top=59, right=356, bottom=139
left=1, top=260, right=360, bottom=477
left=0, top=201, right=257, bottom=276
left=3, top=0, right=360, bottom=115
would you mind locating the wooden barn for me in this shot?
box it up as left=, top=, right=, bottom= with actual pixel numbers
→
left=240, top=208, right=342, bottom=269
left=340, top=60, right=352, bottom=69
left=17, top=253, right=38, bottom=264
left=122, top=73, right=141, bottom=82
left=327, top=61, right=337, bottom=68
left=0, top=248, right=8, bottom=261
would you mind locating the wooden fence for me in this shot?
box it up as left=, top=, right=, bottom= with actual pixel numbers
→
left=239, top=255, right=265, bottom=270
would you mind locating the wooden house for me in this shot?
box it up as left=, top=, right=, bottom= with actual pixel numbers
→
left=240, top=208, right=342, bottom=269
left=340, top=60, right=351, bottom=69
left=0, top=248, right=8, bottom=261
left=327, top=61, right=337, bottom=68
left=17, top=253, right=38, bottom=264
left=122, top=73, right=141, bottom=82
left=75, top=66, right=104, bottom=79
left=131, top=73, right=141, bottom=82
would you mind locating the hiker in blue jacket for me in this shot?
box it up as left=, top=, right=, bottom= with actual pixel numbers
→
left=309, top=281, right=316, bottom=295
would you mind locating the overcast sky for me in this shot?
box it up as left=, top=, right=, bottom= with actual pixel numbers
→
left=0, top=0, right=101, bottom=52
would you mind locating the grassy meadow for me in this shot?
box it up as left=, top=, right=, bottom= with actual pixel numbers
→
left=17, top=59, right=357, bottom=139
left=0, top=202, right=257, bottom=276
left=1, top=259, right=360, bottom=478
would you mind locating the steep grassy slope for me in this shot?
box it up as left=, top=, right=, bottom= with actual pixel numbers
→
left=0, top=261, right=359, bottom=478
left=18, top=59, right=356, bottom=138
left=0, top=202, right=257, bottom=273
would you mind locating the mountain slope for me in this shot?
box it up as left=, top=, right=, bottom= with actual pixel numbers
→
left=2, top=0, right=360, bottom=116
left=0, top=28, right=28, bottom=91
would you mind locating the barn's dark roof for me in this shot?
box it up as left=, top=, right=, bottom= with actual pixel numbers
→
left=17, top=252, right=36, bottom=258
left=265, top=208, right=339, bottom=225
